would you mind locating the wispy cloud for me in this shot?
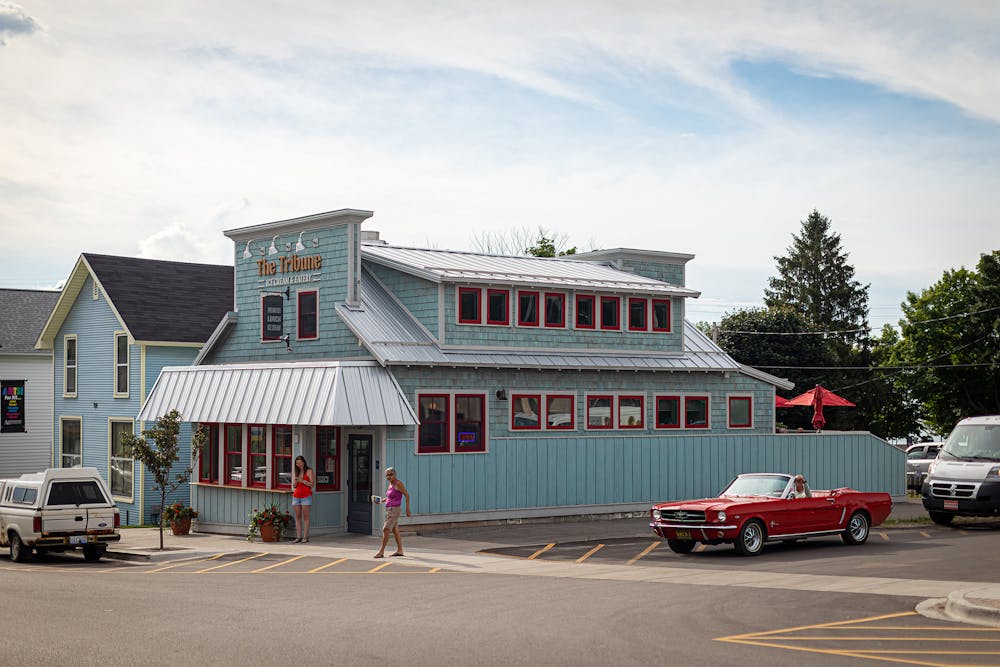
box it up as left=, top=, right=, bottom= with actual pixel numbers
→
left=0, top=2, right=40, bottom=45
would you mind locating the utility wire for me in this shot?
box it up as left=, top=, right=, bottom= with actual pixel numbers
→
left=717, top=304, right=1000, bottom=336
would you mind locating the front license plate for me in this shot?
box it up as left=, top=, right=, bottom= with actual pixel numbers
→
left=674, top=530, right=691, bottom=540
left=69, top=535, right=87, bottom=545
left=943, top=500, right=959, bottom=510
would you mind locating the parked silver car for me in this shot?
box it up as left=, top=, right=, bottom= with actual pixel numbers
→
left=905, top=442, right=941, bottom=490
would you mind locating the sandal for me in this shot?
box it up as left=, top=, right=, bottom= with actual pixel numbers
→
left=390, top=552, right=404, bottom=557
left=374, top=553, right=384, bottom=558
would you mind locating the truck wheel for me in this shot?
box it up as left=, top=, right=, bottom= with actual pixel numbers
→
left=841, top=511, right=870, bottom=545
left=9, top=533, right=32, bottom=563
left=733, top=520, right=765, bottom=557
left=929, top=511, right=954, bottom=526
left=666, top=539, right=696, bottom=554
left=82, top=546, right=104, bottom=562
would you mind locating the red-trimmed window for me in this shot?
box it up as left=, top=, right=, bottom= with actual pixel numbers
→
left=600, top=296, right=620, bottom=330
left=418, top=394, right=450, bottom=453
left=315, top=426, right=340, bottom=491
left=575, top=294, right=595, bottom=329
left=652, top=299, right=671, bottom=332
left=197, top=423, right=218, bottom=483
left=458, top=287, right=482, bottom=324
left=618, top=395, right=644, bottom=428
left=248, top=424, right=267, bottom=487
left=511, top=393, right=541, bottom=430
left=487, top=289, right=510, bottom=326
left=685, top=396, right=709, bottom=429
left=546, top=395, right=574, bottom=430
left=655, top=396, right=681, bottom=429
left=628, top=298, right=648, bottom=331
left=544, top=292, right=566, bottom=328
left=272, top=425, right=293, bottom=489
left=298, top=291, right=318, bottom=339
left=224, top=424, right=243, bottom=486
left=586, top=395, right=613, bottom=429
left=518, top=291, right=539, bottom=326
left=455, top=394, right=486, bottom=452
left=728, top=396, right=753, bottom=428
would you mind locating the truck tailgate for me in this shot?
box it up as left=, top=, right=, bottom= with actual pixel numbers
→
left=41, top=507, right=87, bottom=533
left=87, top=507, right=116, bottom=531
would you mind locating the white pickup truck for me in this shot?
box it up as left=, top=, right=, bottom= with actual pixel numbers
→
left=0, top=468, right=121, bottom=562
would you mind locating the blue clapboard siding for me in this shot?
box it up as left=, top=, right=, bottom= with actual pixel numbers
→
left=384, top=432, right=903, bottom=518
left=190, top=484, right=344, bottom=535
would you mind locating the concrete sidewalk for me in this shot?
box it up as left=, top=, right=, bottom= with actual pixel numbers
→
left=105, top=494, right=999, bottom=627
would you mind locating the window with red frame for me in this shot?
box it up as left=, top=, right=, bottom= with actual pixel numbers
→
left=511, top=393, right=541, bottom=430
left=546, top=395, right=574, bottom=430
left=272, top=425, right=293, bottom=488
left=655, top=396, right=681, bottom=428
left=458, top=287, right=481, bottom=324
left=224, top=424, right=243, bottom=485
left=486, top=289, right=509, bottom=325
left=298, top=291, right=318, bottom=339
left=455, top=394, right=486, bottom=452
left=544, top=293, right=566, bottom=328
left=576, top=294, right=595, bottom=329
left=586, top=395, right=613, bottom=429
left=618, top=395, right=644, bottom=428
left=197, top=423, right=218, bottom=483
left=600, top=296, right=620, bottom=330
left=248, top=424, right=267, bottom=487
left=628, top=298, right=648, bottom=331
left=652, top=299, right=671, bottom=332
left=315, top=426, right=340, bottom=491
left=518, top=291, right=539, bottom=326
left=728, top=396, right=753, bottom=428
left=417, top=394, right=449, bottom=453
left=685, top=396, right=709, bottom=428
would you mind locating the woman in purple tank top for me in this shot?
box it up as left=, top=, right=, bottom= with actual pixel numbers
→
left=373, top=467, right=411, bottom=558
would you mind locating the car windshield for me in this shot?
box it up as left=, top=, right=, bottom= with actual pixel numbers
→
left=941, top=424, right=1000, bottom=460
left=721, top=474, right=790, bottom=498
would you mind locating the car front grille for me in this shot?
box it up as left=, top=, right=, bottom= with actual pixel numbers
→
left=930, top=482, right=980, bottom=499
left=659, top=509, right=707, bottom=523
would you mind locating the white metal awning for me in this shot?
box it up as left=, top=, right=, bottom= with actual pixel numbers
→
left=137, top=361, right=418, bottom=426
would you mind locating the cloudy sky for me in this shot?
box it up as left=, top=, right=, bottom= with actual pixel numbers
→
left=2, top=1, right=998, bottom=329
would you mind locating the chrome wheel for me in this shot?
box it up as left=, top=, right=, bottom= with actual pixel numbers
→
left=734, top=520, right=764, bottom=556
left=841, top=511, right=870, bottom=545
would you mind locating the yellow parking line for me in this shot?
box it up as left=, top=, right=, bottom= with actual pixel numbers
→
left=576, top=544, right=605, bottom=563
left=197, top=552, right=267, bottom=573
left=368, top=561, right=392, bottom=573
left=148, top=553, right=225, bottom=573
left=879, top=532, right=890, bottom=541
left=527, top=543, right=555, bottom=560
left=252, top=555, right=305, bottom=573
left=626, top=541, right=659, bottom=565
left=428, top=567, right=441, bottom=573
left=308, top=558, right=347, bottom=573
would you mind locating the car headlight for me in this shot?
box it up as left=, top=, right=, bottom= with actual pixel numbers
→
left=653, top=509, right=661, bottom=520
left=716, top=511, right=727, bottom=522
left=928, top=460, right=938, bottom=475
left=988, top=466, right=1000, bottom=478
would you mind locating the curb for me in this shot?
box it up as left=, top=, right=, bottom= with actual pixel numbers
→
left=916, top=588, right=1000, bottom=628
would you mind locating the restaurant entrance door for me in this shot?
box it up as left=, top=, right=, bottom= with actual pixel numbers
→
left=346, top=433, right=374, bottom=534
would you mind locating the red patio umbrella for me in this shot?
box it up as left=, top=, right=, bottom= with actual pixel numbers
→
left=786, top=385, right=855, bottom=430
left=775, top=395, right=792, bottom=408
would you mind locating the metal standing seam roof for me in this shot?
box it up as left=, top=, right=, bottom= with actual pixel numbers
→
left=136, top=361, right=417, bottom=426
left=361, top=243, right=701, bottom=297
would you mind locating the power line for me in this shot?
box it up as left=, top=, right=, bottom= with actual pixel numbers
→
left=717, top=304, right=1000, bottom=336
left=754, top=363, right=994, bottom=370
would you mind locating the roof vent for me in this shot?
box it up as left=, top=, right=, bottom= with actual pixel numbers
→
left=360, top=230, right=387, bottom=245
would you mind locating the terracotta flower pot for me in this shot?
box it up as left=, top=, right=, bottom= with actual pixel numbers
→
left=259, top=521, right=281, bottom=542
left=170, top=517, right=192, bottom=536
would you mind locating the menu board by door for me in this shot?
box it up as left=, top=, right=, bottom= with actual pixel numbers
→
left=1, top=380, right=25, bottom=433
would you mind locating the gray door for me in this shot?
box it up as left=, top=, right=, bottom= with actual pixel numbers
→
left=346, top=433, right=373, bottom=534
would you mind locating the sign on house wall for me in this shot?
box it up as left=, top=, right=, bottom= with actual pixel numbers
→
left=1, top=380, right=25, bottom=433
left=262, top=295, right=284, bottom=340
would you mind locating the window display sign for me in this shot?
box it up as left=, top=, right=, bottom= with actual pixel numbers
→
left=1, top=380, right=25, bottom=433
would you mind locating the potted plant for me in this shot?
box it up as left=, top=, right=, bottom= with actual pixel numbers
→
left=247, top=503, right=293, bottom=542
left=162, top=502, right=198, bottom=536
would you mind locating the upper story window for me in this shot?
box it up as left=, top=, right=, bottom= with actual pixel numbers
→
left=261, top=295, right=283, bottom=342
left=61, top=417, right=81, bottom=467
left=417, top=394, right=450, bottom=454
left=272, top=425, right=293, bottom=488
left=63, top=335, right=78, bottom=397
left=458, top=287, right=482, bottom=324
left=315, top=426, right=340, bottom=491
left=109, top=420, right=134, bottom=499
left=544, top=293, right=566, bottom=328
left=728, top=396, right=753, bottom=429
left=486, top=289, right=509, bottom=326
left=518, top=291, right=539, bottom=327
left=600, top=296, right=620, bottom=330
left=575, top=294, right=595, bottom=329
left=114, top=332, right=129, bottom=396
left=652, top=299, right=671, bottom=332
left=298, top=291, right=318, bottom=340
left=627, top=298, right=648, bottom=332
left=198, top=424, right=219, bottom=484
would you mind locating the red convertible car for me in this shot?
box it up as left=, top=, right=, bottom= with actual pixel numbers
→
left=649, top=473, right=892, bottom=556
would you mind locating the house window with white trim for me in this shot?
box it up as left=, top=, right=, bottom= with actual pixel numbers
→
left=600, top=296, right=620, bottom=330
left=652, top=299, right=671, bottom=332
left=298, top=290, right=318, bottom=339
left=458, top=287, right=482, bottom=324
left=273, top=425, right=293, bottom=488
left=455, top=394, right=486, bottom=452
left=64, top=335, right=78, bottom=397
left=224, top=424, right=243, bottom=486
left=545, top=395, right=575, bottom=430
left=575, top=294, right=595, bottom=329
left=417, top=394, right=449, bottom=453
left=198, top=423, right=219, bottom=484
left=586, top=395, right=613, bottom=429
left=61, top=418, right=82, bottom=467
left=544, top=292, right=566, bottom=328
left=685, top=396, right=710, bottom=429
left=728, top=396, right=753, bottom=428
left=618, top=395, right=644, bottom=428
left=654, top=395, right=681, bottom=429
left=518, top=291, right=539, bottom=326
left=114, top=332, right=129, bottom=396
left=511, top=393, right=541, bottom=430
left=109, top=420, right=134, bottom=498
left=486, top=289, right=509, bottom=326
left=627, top=298, right=648, bottom=332
left=249, top=425, right=267, bottom=488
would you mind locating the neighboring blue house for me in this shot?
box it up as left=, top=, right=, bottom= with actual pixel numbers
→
left=35, top=254, right=233, bottom=525
left=138, top=209, right=902, bottom=536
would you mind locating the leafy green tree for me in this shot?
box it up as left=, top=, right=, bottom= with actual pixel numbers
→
left=121, top=410, right=207, bottom=550
left=859, top=325, right=922, bottom=440
left=525, top=234, right=576, bottom=257
left=897, top=250, right=1000, bottom=433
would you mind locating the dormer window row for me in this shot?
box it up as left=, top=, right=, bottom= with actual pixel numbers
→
left=457, top=286, right=672, bottom=333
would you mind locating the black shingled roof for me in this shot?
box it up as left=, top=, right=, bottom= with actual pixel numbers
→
left=83, top=254, right=233, bottom=343
left=0, top=289, right=60, bottom=354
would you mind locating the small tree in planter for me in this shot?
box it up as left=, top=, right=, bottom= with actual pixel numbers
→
left=121, top=409, right=207, bottom=550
